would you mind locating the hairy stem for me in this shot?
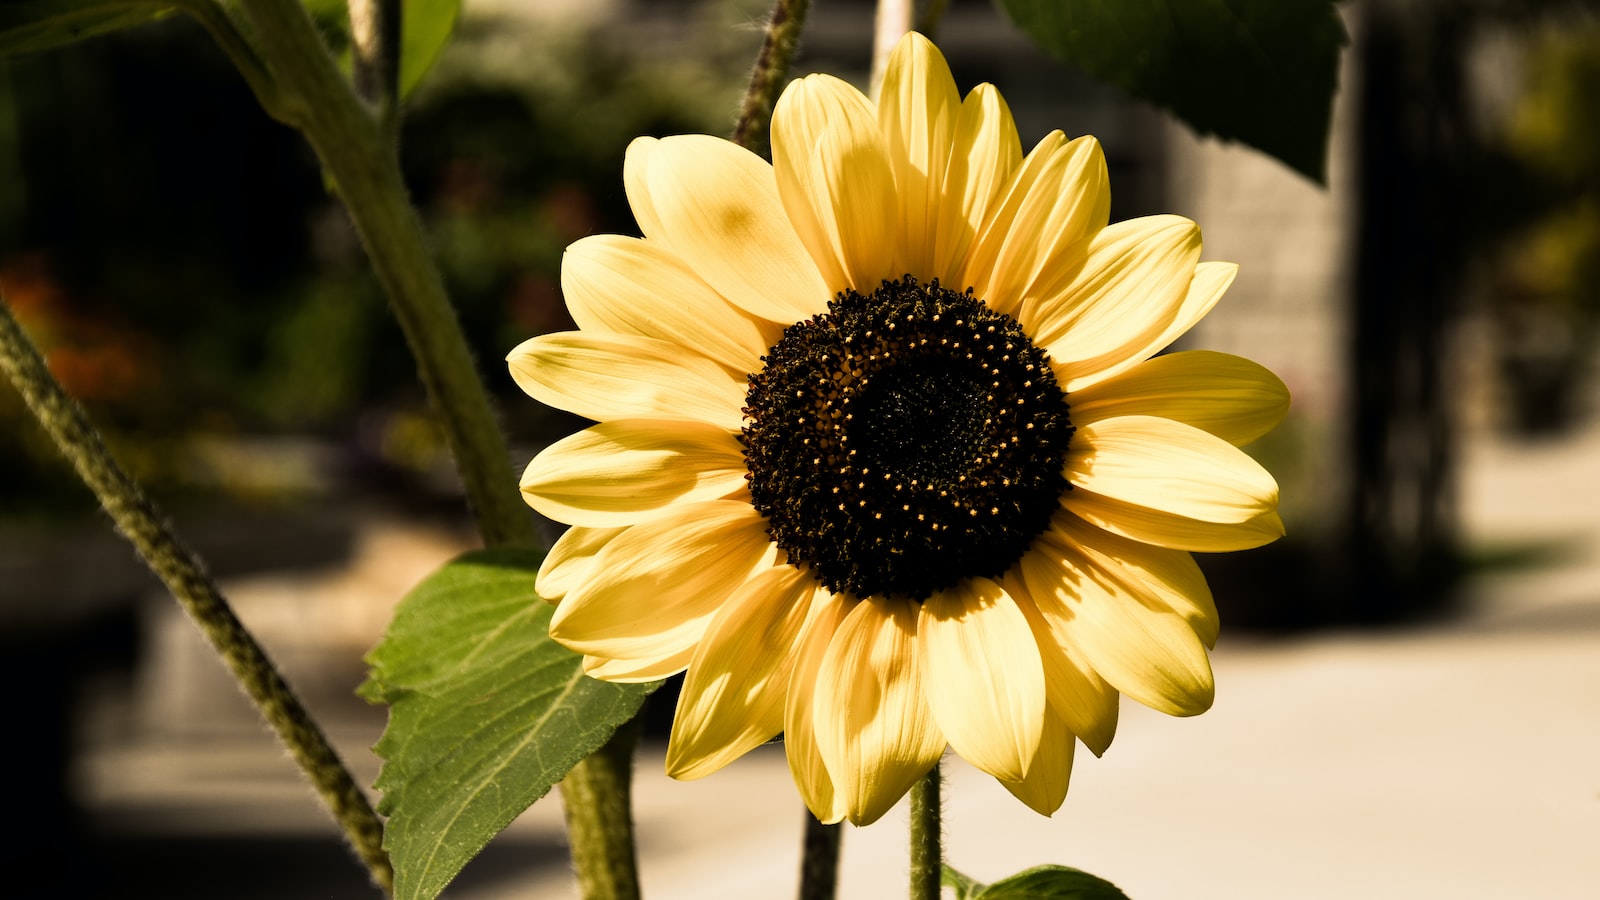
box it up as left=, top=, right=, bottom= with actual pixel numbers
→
left=231, top=0, right=535, bottom=551
left=909, top=762, right=942, bottom=900
left=559, top=718, right=643, bottom=900
left=731, top=0, right=812, bottom=158
left=0, top=297, right=393, bottom=894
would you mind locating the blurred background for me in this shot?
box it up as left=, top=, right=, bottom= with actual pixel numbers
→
left=1, top=0, right=1597, bottom=896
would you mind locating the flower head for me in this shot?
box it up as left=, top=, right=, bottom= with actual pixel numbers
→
left=509, top=33, right=1287, bottom=826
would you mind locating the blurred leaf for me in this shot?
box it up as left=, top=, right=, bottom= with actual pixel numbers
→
left=362, top=548, right=657, bottom=900
left=943, top=865, right=986, bottom=900
left=0, top=0, right=173, bottom=56
left=944, top=864, right=1133, bottom=899
left=302, top=0, right=350, bottom=54
left=399, top=0, right=459, bottom=98
left=993, top=0, right=1347, bottom=183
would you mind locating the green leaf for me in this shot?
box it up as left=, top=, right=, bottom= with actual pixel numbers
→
left=398, top=0, right=459, bottom=98
left=993, top=0, right=1347, bottom=183
left=943, top=864, right=987, bottom=900
left=0, top=0, right=173, bottom=57
left=969, top=864, right=1133, bottom=899
left=362, top=548, right=657, bottom=900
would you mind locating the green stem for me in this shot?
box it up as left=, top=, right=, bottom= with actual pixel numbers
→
left=230, top=0, right=535, bottom=552
left=731, top=0, right=812, bottom=158
left=798, top=814, right=841, bottom=900
left=0, top=297, right=393, bottom=894
left=909, top=762, right=942, bottom=900
left=559, top=718, right=643, bottom=900
left=196, top=3, right=641, bottom=897
left=172, top=0, right=284, bottom=119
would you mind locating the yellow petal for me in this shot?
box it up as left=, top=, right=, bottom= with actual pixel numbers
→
left=667, top=564, right=816, bottom=780
left=561, top=234, right=778, bottom=374
left=878, top=31, right=959, bottom=279
left=1070, top=350, right=1291, bottom=447
left=1031, top=216, right=1201, bottom=388
left=785, top=588, right=852, bottom=824
left=1053, top=512, right=1220, bottom=649
left=584, top=647, right=692, bottom=683
left=642, top=134, right=831, bottom=324
left=918, top=579, right=1044, bottom=783
left=968, top=134, right=1110, bottom=320
left=1066, top=489, right=1285, bottom=552
left=998, top=701, right=1076, bottom=815
left=1066, top=416, right=1280, bottom=525
left=549, top=500, right=774, bottom=663
left=521, top=420, right=747, bottom=527
left=537, top=525, right=626, bottom=603
left=1023, top=534, right=1215, bottom=716
left=772, top=73, right=901, bottom=293
left=622, top=136, right=665, bottom=239
left=507, top=331, right=746, bottom=431
left=958, top=130, right=1065, bottom=310
left=1002, top=572, right=1119, bottom=757
left=812, top=596, right=946, bottom=826
left=934, top=83, right=1023, bottom=285
left=1058, top=260, right=1237, bottom=393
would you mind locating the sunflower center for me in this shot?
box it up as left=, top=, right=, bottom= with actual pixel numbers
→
left=741, top=276, right=1074, bottom=600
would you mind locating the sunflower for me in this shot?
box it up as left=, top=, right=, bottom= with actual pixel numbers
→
left=508, top=32, right=1287, bottom=826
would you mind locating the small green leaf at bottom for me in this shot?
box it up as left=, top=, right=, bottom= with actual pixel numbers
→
left=361, top=548, right=657, bottom=900
left=945, top=863, right=1133, bottom=899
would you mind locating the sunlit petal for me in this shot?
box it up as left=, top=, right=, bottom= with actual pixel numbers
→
left=643, top=134, right=832, bottom=323
left=785, top=588, right=852, bottom=824
left=878, top=31, right=959, bottom=278
left=919, top=579, right=1044, bottom=783
left=507, top=331, right=747, bottom=431
left=537, top=525, right=626, bottom=603
left=561, top=234, right=778, bottom=373
left=813, top=596, right=946, bottom=825
left=1066, top=416, right=1280, bottom=525
left=521, top=420, right=747, bottom=527
left=1022, top=533, right=1215, bottom=716
left=998, top=702, right=1076, bottom=816
left=550, top=501, right=775, bottom=660
left=1071, top=350, right=1291, bottom=446
left=934, top=82, right=1021, bottom=283
left=667, top=564, right=817, bottom=779
left=772, top=73, right=901, bottom=292
left=1002, top=572, right=1119, bottom=756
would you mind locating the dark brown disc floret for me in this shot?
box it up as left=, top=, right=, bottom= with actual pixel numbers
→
left=741, top=276, right=1074, bottom=600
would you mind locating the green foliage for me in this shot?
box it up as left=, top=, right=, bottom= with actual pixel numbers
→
left=993, top=0, right=1346, bottom=183
left=0, top=0, right=171, bottom=57
left=399, top=0, right=460, bottom=98
left=944, top=864, right=1132, bottom=900
left=361, top=548, right=658, bottom=900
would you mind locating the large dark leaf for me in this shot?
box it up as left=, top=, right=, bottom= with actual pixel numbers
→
left=361, top=548, right=657, bottom=900
left=995, top=0, right=1347, bottom=183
